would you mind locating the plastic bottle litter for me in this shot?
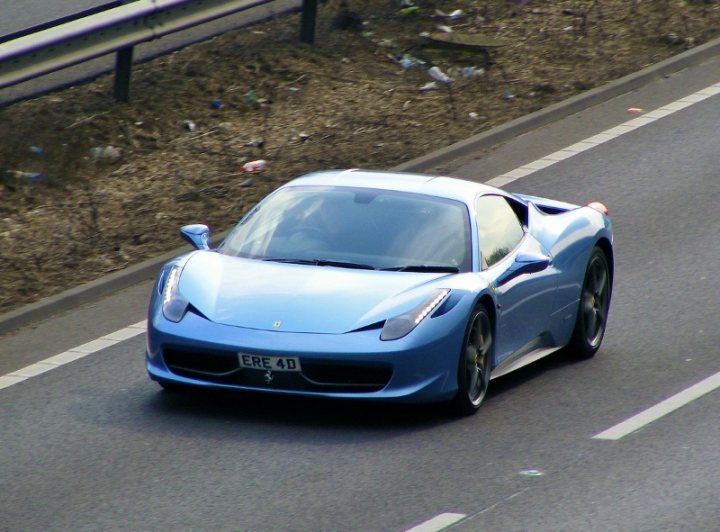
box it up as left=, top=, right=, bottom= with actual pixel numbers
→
left=503, top=89, right=515, bottom=102
left=400, top=5, right=419, bottom=15
left=240, top=159, right=267, bottom=173
left=210, top=100, right=223, bottom=109
left=436, top=24, right=453, bottom=33
left=468, top=112, right=479, bottom=120
left=29, top=146, right=45, bottom=156
left=397, top=54, right=425, bottom=69
left=461, top=66, right=483, bottom=78
left=182, top=120, right=197, bottom=132
left=240, top=179, right=254, bottom=188
left=419, top=81, right=437, bottom=92
left=428, top=66, right=452, bottom=84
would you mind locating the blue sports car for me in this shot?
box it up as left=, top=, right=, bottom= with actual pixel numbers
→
left=146, top=169, right=613, bottom=414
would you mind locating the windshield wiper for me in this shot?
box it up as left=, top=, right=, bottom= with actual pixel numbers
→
left=381, top=265, right=460, bottom=273
left=263, top=258, right=375, bottom=270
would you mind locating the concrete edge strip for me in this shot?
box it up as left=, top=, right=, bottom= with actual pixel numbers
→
left=2, top=37, right=720, bottom=336
left=0, top=320, right=145, bottom=391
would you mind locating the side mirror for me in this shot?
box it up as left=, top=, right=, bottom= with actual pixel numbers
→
left=497, top=252, right=550, bottom=286
left=180, top=224, right=211, bottom=250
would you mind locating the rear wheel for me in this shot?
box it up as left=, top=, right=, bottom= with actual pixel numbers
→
left=566, top=247, right=611, bottom=359
left=451, top=305, right=493, bottom=416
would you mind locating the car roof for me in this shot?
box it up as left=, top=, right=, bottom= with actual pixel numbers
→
left=283, top=169, right=507, bottom=205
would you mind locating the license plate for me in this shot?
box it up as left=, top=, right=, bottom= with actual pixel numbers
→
left=238, top=353, right=301, bottom=372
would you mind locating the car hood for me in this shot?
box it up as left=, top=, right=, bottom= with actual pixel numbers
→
left=178, top=252, right=451, bottom=334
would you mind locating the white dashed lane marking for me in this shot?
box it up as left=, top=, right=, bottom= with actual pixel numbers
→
left=0, top=320, right=146, bottom=391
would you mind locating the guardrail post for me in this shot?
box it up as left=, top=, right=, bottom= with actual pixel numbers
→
left=113, top=46, right=134, bottom=102
left=299, top=0, right=317, bottom=44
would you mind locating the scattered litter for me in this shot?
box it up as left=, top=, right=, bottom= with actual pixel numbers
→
left=468, top=112, right=479, bottom=120
left=419, top=81, right=437, bottom=92
left=400, top=0, right=414, bottom=7
left=449, top=66, right=484, bottom=79
left=519, top=469, right=544, bottom=477
left=8, top=170, right=41, bottom=181
left=240, top=159, right=267, bottom=173
left=89, top=145, right=122, bottom=162
left=245, top=89, right=258, bottom=107
left=466, top=66, right=485, bottom=78
left=240, top=178, right=254, bottom=188
left=503, top=89, right=515, bottom=102
left=298, top=132, right=311, bottom=142
left=436, top=9, right=464, bottom=20
left=182, top=120, right=197, bottom=132
left=562, top=26, right=574, bottom=32
left=374, top=143, right=384, bottom=148
left=403, top=100, right=412, bottom=110
left=428, top=66, right=453, bottom=83
left=400, top=5, right=419, bottom=15
left=209, top=99, right=223, bottom=109
left=29, top=146, right=44, bottom=156
left=397, top=54, right=425, bottom=69
left=436, top=25, right=454, bottom=34
left=377, top=38, right=395, bottom=48
left=245, top=139, right=265, bottom=148
left=627, top=107, right=644, bottom=114
left=288, top=86, right=301, bottom=93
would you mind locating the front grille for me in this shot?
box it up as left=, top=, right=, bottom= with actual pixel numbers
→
left=162, top=347, right=392, bottom=393
left=302, top=362, right=392, bottom=391
left=164, top=347, right=240, bottom=378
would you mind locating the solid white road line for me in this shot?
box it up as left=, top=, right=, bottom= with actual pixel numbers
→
left=405, top=513, right=466, bottom=532
left=593, top=371, right=720, bottom=440
left=486, top=82, right=720, bottom=188
left=0, top=320, right=146, bottom=391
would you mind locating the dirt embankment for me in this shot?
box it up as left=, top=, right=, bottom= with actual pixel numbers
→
left=1, top=0, right=718, bottom=315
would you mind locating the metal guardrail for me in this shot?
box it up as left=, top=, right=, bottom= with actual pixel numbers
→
left=0, top=0, right=317, bottom=102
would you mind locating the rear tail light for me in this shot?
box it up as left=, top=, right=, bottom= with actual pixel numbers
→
left=585, top=201, right=609, bottom=216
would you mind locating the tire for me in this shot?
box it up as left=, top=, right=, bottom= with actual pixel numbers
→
left=451, top=305, right=493, bottom=416
left=565, top=247, right=611, bottom=359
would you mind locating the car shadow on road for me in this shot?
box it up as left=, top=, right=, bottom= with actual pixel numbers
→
left=142, top=350, right=585, bottom=436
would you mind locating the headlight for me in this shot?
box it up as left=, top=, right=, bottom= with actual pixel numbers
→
left=162, top=266, right=189, bottom=322
left=380, top=289, right=450, bottom=341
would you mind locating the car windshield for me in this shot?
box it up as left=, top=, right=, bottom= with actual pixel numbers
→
left=218, top=185, right=472, bottom=272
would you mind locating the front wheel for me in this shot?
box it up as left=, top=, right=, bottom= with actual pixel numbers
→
left=565, top=247, right=611, bottom=359
left=451, top=305, right=493, bottom=416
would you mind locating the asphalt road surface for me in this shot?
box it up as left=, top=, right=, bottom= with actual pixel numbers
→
left=1, top=54, right=720, bottom=530
left=0, top=0, right=115, bottom=36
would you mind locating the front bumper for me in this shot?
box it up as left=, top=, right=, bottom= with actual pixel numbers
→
left=146, top=307, right=467, bottom=404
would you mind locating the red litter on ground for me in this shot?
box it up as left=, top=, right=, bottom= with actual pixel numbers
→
left=240, top=159, right=266, bottom=173
left=627, top=107, right=644, bottom=114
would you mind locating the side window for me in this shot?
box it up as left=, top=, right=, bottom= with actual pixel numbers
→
left=475, top=195, right=525, bottom=268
